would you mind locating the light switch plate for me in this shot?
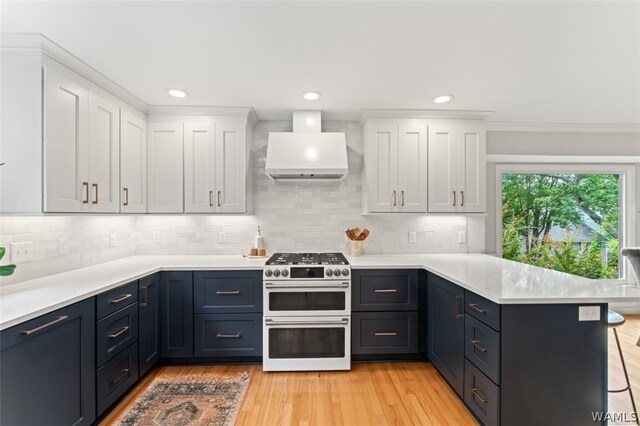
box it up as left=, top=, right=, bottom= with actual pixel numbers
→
left=219, top=231, right=226, bottom=243
left=109, top=233, right=117, bottom=248
left=153, top=231, right=161, bottom=244
left=11, top=242, right=33, bottom=264
left=408, top=231, right=417, bottom=243
left=579, top=306, right=601, bottom=321
left=458, top=231, right=467, bottom=244
left=58, top=238, right=69, bottom=255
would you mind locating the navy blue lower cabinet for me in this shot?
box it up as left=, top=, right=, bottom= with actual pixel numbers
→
left=427, top=273, right=465, bottom=397
left=464, top=360, right=500, bottom=425
left=96, top=343, right=139, bottom=417
left=160, top=271, right=194, bottom=358
left=139, top=273, right=161, bottom=376
left=0, top=298, right=96, bottom=425
left=352, top=269, right=419, bottom=311
left=194, top=314, right=262, bottom=357
left=194, top=270, right=263, bottom=314
left=352, top=312, right=419, bottom=355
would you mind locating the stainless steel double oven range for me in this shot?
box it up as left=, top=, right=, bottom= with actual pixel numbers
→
left=262, top=252, right=351, bottom=372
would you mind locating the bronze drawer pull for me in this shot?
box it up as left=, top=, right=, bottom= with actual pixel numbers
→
left=140, top=286, right=148, bottom=308
left=453, top=191, right=456, bottom=207
left=209, top=190, right=214, bottom=207
left=374, top=289, right=398, bottom=293
left=455, top=295, right=463, bottom=319
left=468, top=303, right=487, bottom=314
left=217, top=191, right=222, bottom=207
left=401, top=190, right=405, bottom=206
left=392, top=190, right=397, bottom=207
left=471, top=388, right=487, bottom=404
left=123, top=187, right=129, bottom=206
left=216, top=333, right=241, bottom=338
left=108, top=326, right=130, bottom=339
left=461, top=190, right=465, bottom=207
left=21, top=315, right=68, bottom=335
left=110, top=368, right=130, bottom=385
left=82, top=182, right=89, bottom=204
left=109, top=293, right=132, bottom=304
left=374, top=332, right=398, bottom=337
left=216, top=290, right=241, bottom=295
left=92, top=183, right=98, bottom=204
left=471, top=339, right=488, bottom=353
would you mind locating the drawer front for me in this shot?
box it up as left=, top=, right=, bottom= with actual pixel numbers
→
left=194, top=271, right=262, bottom=314
left=352, top=269, right=418, bottom=311
left=464, top=360, right=500, bottom=426
left=97, top=303, right=138, bottom=366
left=465, top=314, right=500, bottom=384
left=97, top=343, right=139, bottom=417
left=465, top=291, right=500, bottom=331
left=352, top=311, right=419, bottom=355
left=97, top=281, right=138, bottom=319
left=194, top=314, right=262, bottom=357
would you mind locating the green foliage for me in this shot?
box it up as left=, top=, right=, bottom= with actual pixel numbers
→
left=0, top=246, right=17, bottom=277
left=502, top=173, right=619, bottom=279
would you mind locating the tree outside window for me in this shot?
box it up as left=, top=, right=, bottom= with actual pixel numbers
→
left=501, top=173, right=620, bottom=279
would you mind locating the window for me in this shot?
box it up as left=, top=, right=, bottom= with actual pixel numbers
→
left=496, top=164, right=635, bottom=281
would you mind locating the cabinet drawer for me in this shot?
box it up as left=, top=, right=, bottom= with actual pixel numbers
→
left=194, top=271, right=262, bottom=314
left=465, top=291, right=500, bottom=331
left=194, top=314, right=262, bottom=357
left=352, top=269, right=418, bottom=311
left=97, top=303, right=138, bottom=366
left=465, top=314, right=500, bottom=384
left=97, top=343, right=139, bottom=417
left=464, top=360, right=500, bottom=426
left=352, top=312, right=419, bottom=355
left=97, top=281, right=138, bottom=319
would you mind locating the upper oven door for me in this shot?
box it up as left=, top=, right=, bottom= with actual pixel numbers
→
left=264, top=280, right=351, bottom=316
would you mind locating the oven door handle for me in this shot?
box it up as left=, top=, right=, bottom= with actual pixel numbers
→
left=264, top=282, right=349, bottom=289
left=265, top=318, right=349, bottom=326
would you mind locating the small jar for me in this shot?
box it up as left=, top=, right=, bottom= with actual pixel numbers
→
left=258, top=247, right=266, bottom=257
left=349, top=240, right=363, bottom=256
left=249, top=247, right=258, bottom=256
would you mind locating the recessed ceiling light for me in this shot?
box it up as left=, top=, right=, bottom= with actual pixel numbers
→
left=433, top=94, right=454, bottom=104
left=166, top=88, right=189, bottom=98
left=302, top=91, right=322, bottom=101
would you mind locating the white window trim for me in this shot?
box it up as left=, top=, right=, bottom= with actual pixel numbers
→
left=495, top=163, right=636, bottom=284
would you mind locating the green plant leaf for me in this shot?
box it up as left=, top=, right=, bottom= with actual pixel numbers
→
left=0, top=264, right=16, bottom=276
left=0, top=247, right=5, bottom=261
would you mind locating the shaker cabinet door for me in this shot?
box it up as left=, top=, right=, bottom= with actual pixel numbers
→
left=398, top=124, right=428, bottom=213
left=184, top=123, right=216, bottom=213
left=147, top=123, right=184, bottom=213
left=215, top=120, right=246, bottom=213
left=365, top=122, right=399, bottom=213
left=120, top=110, right=147, bottom=213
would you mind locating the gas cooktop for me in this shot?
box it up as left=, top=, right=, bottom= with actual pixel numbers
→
left=266, top=252, right=349, bottom=266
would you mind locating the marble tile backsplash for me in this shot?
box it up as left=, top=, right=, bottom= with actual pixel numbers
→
left=0, top=120, right=475, bottom=284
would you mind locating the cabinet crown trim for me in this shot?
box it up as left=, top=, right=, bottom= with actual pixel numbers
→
left=359, top=109, right=493, bottom=123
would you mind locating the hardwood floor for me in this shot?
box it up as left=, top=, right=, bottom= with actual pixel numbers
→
left=101, top=316, right=640, bottom=426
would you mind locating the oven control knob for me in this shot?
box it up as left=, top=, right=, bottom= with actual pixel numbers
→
left=273, top=269, right=281, bottom=277
left=342, top=269, right=350, bottom=276
left=333, top=269, right=341, bottom=276
left=326, top=269, right=333, bottom=276
left=265, top=269, right=273, bottom=277
left=281, top=269, right=289, bottom=277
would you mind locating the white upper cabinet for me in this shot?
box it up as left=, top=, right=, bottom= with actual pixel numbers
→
left=184, top=123, right=216, bottom=213
left=215, top=120, right=247, bottom=213
left=147, top=123, right=184, bottom=213
left=120, top=110, right=147, bottom=213
left=428, top=123, right=486, bottom=213
left=88, top=94, right=120, bottom=213
left=363, top=119, right=427, bottom=213
left=44, top=69, right=89, bottom=212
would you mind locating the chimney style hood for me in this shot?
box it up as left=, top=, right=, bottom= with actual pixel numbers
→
left=265, top=111, right=348, bottom=181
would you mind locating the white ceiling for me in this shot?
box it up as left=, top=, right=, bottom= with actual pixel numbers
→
left=1, top=1, right=639, bottom=124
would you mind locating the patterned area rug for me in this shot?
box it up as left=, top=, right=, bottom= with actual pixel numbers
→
left=116, top=372, right=250, bottom=426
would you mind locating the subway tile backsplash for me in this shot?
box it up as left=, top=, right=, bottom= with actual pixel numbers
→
left=0, top=120, right=476, bottom=284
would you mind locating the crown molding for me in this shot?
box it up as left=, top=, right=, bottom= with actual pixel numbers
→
left=487, top=155, right=640, bottom=164
left=359, top=108, right=494, bottom=124
left=486, top=121, right=640, bottom=134
left=146, top=105, right=257, bottom=120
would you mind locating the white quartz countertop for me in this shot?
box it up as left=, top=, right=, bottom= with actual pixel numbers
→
left=2, top=254, right=639, bottom=331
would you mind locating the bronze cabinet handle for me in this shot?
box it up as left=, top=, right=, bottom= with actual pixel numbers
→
left=216, top=290, right=241, bottom=295
left=374, top=332, right=398, bottom=336
left=455, top=295, right=463, bottom=319
left=470, top=339, right=488, bottom=353
left=217, top=191, right=221, bottom=207
left=216, top=333, right=241, bottom=338
left=453, top=191, right=457, bottom=207
left=108, top=325, right=130, bottom=339
left=471, top=388, right=487, bottom=404
left=140, top=286, right=148, bottom=308
left=401, top=190, right=405, bottom=206
left=21, top=315, right=68, bottom=335
left=468, top=303, right=487, bottom=314
left=92, top=183, right=98, bottom=204
left=461, top=190, right=465, bottom=207
left=209, top=190, right=213, bottom=207
left=82, top=182, right=89, bottom=204
left=375, top=289, right=398, bottom=293
left=110, top=368, right=130, bottom=384
left=109, top=293, right=133, bottom=304
left=392, top=190, right=397, bottom=206
left=123, top=188, right=129, bottom=206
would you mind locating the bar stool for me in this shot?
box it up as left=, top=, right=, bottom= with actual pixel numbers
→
left=608, top=310, right=639, bottom=424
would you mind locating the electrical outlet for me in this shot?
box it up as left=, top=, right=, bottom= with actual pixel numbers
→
left=109, top=233, right=117, bottom=248
left=58, top=239, right=69, bottom=255
left=458, top=231, right=467, bottom=244
left=11, top=242, right=33, bottom=264
left=219, top=231, right=226, bottom=243
left=579, top=306, right=601, bottom=321
left=153, top=231, right=161, bottom=244
left=408, top=231, right=417, bottom=243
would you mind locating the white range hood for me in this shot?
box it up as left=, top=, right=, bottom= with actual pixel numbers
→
left=265, top=111, right=348, bottom=181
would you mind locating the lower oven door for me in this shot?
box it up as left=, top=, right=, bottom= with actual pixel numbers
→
left=264, top=281, right=350, bottom=317
left=263, top=316, right=351, bottom=371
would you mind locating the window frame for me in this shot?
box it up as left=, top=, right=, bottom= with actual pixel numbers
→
left=495, top=163, right=636, bottom=283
